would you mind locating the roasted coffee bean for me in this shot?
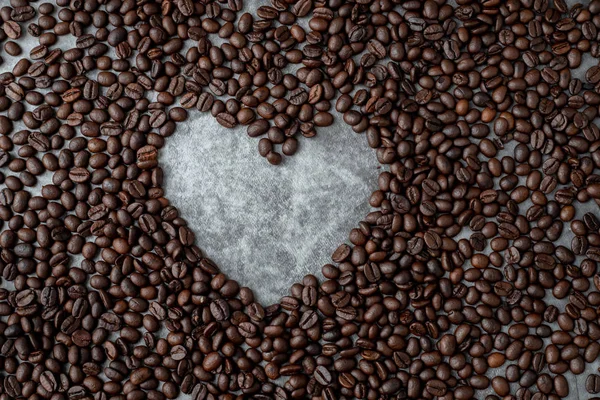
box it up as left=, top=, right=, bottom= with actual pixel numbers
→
left=588, top=375, right=600, bottom=394
left=210, top=299, right=230, bottom=320
left=216, top=112, right=237, bottom=128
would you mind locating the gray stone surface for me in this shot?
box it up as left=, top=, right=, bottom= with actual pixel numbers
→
left=161, top=113, right=380, bottom=305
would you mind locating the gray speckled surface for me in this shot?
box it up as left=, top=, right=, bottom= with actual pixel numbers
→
left=161, top=114, right=380, bottom=305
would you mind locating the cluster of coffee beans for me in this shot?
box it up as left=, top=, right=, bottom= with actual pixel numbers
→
left=2, top=0, right=600, bottom=399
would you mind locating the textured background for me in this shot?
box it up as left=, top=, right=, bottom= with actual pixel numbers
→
left=1, top=0, right=599, bottom=397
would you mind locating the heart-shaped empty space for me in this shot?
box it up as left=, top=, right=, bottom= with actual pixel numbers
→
left=161, top=111, right=379, bottom=305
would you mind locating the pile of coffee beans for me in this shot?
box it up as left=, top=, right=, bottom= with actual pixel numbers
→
left=2, top=0, right=600, bottom=398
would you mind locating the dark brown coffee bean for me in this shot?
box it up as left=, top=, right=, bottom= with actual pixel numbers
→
left=216, top=112, right=237, bottom=128
left=588, top=374, right=600, bottom=394
left=426, top=380, right=447, bottom=396
left=210, top=299, right=230, bottom=320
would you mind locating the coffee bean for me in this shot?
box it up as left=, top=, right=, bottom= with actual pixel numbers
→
left=40, top=371, right=57, bottom=392
left=313, top=366, right=332, bottom=386
left=588, top=374, right=600, bottom=394
left=210, top=299, right=230, bottom=320
left=216, top=112, right=237, bottom=128
left=3, top=21, right=21, bottom=39
left=426, top=379, right=447, bottom=396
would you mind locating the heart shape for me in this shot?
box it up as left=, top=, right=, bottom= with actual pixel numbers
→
left=161, top=110, right=379, bottom=305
